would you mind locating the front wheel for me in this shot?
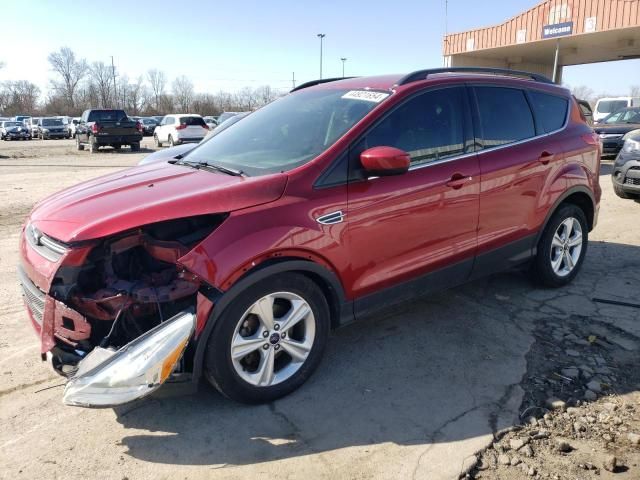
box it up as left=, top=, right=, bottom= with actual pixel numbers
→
left=154, top=134, right=162, bottom=147
left=76, top=137, right=84, bottom=151
left=130, top=142, right=140, bottom=152
left=168, top=135, right=175, bottom=147
left=530, top=204, right=588, bottom=288
left=89, top=140, right=98, bottom=153
left=205, top=273, right=330, bottom=404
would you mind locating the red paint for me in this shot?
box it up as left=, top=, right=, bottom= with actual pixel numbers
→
left=18, top=73, right=600, bottom=357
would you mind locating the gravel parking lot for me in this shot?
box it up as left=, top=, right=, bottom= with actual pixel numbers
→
left=0, top=141, right=638, bottom=480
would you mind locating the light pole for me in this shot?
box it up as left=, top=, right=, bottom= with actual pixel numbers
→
left=317, top=33, right=325, bottom=79
left=340, top=57, right=347, bottom=78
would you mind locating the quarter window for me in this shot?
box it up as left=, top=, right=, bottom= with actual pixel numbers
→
left=359, top=87, right=468, bottom=167
left=474, top=87, right=535, bottom=149
left=529, top=91, right=568, bottom=133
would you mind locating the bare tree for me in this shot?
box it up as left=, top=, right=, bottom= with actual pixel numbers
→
left=571, top=85, right=595, bottom=106
left=147, top=69, right=166, bottom=112
left=1, top=81, right=40, bottom=115
left=172, top=75, right=194, bottom=111
left=90, top=61, right=115, bottom=108
left=47, top=47, right=88, bottom=110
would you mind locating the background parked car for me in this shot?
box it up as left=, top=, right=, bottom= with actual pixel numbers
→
left=152, top=115, right=165, bottom=124
left=216, top=111, right=242, bottom=125
left=139, top=117, right=158, bottom=136
left=24, top=117, right=41, bottom=139
left=1, top=120, right=31, bottom=140
left=594, top=96, right=640, bottom=123
left=203, top=115, right=218, bottom=129
left=593, top=107, right=640, bottom=156
left=612, top=129, right=640, bottom=200
left=38, top=117, right=67, bottom=139
left=75, top=109, right=142, bottom=153
left=153, top=114, right=208, bottom=147
left=68, top=117, right=81, bottom=138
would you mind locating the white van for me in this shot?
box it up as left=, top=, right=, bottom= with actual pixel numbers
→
left=594, top=97, right=640, bottom=122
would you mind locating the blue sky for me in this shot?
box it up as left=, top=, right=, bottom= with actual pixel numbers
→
left=1, top=0, right=638, bottom=96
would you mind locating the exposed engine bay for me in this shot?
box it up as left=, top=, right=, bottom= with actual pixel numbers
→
left=47, top=214, right=225, bottom=377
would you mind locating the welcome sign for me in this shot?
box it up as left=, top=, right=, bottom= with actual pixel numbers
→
left=542, top=21, right=573, bottom=38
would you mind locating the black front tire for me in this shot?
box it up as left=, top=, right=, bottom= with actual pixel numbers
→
left=154, top=134, right=162, bottom=147
left=204, top=273, right=330, bottom=404
left=530, top=204, right=588, bottom=288
left=89, top=140, right=98, bottom=153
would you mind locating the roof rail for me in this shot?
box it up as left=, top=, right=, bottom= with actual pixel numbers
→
left=290, top=77, right=355, bottom=93
left=396, top=67, right=553, bottom=86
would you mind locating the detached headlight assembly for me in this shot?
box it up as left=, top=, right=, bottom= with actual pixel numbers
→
left=63, top=310, right=195, bottom=407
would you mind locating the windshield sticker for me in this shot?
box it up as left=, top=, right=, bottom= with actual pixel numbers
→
left=342, top=90, right=390, bottom=103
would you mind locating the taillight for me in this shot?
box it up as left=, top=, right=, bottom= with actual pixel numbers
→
left=203, top=124, right=209, bottom=130
left=91, top=123, right=101, bottom=134
left=136, top=121, right=143, bottom=133
left=582, top=132, right=600, bottom=145
left=176, top=123, right=187, bottom=130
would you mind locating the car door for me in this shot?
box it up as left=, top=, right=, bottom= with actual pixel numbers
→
left=77, top=111, right=89, bottom=143
left=469, top=85, right=565, bottom=277
left=161, top=116, right=174, bottom=141
left=346, top=86, right=480, bottom=316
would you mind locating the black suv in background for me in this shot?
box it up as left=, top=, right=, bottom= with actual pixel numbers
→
left=75, top=109, right=143, bottom=153
left=612, top=129, right=640, bottom=200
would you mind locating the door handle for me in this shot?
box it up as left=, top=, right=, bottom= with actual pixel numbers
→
left=446, top=173, right=472, bottom=190
left=538, top=151, right=554, bottom=165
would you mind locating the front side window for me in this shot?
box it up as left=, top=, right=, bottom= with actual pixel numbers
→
left=474, top=87, right=535, bottom=149
left=356, top=87, right=468, bottom=167
left=186, top=88, right=386, bottom=176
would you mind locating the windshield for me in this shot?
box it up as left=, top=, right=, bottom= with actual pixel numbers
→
left=3, top=122, right=21, bottom=127
left=597, top=100, right=627, bottom=114
left=602, top=109, right=640, bottom=124
left=42, top=118, right=63, bottom=126
left=186, top=89, right=386, bottom=176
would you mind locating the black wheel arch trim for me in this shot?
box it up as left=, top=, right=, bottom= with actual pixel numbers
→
left=535, top=185, right=596, bottom=249
left=190, top=259, right=351, bottom=384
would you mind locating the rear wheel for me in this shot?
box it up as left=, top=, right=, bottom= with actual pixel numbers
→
left=154, top=134, right=162, bottom=147
left=76, top=137, right=84, bottom=151
left=205, top=273, right=330, bottom=404
left=530, top=204, right=588, bottom=288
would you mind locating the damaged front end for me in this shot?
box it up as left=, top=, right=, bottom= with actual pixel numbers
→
left=19, top=214, right=226, bottom=407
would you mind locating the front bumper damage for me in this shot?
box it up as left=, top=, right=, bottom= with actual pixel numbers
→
left=63, top=310, right=195, bottom=407
left=18, top=215, right=225, bottom=407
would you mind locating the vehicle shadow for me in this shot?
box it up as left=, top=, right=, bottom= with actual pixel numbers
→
left=114, top=241, right=640, bottom=468
left=600, top=161, right=613, bottom=176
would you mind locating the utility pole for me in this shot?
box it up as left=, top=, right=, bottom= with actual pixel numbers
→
left=292, top=72, right=296, bottom=89
left=110, top=56, right=117, bottom=107
left=317, top=33, right=326, bottom=79
left=340, top=57, right=347, bottom=78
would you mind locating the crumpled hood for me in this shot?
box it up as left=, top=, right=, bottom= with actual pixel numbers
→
left=29, top=162, right=287, bottom=243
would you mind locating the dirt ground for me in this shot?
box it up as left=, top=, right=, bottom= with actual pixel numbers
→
left=0, top=140, right=638, bottom=480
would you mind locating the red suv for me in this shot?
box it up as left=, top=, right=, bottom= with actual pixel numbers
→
left=18, top=68, right=601, bottom=407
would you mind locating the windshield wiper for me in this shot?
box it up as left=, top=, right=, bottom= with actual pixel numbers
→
left=202, top=163, right=245, bottom=176
left=169, top=159, right=201, bottom=169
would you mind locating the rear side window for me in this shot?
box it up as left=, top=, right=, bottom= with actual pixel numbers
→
left=474, top=87, right=535, bottom=149
left=87, top=110, right=128, bottom=122
left=179, top=116, right=206, bottom=127
left=529, top=91, right=568, bottom=133
left=359, top=87, right=468, bottom=167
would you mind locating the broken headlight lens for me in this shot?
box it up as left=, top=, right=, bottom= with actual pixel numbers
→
left=62, top=310, right=195, bottom=407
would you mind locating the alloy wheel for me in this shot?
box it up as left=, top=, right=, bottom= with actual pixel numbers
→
left=230, top=292, right=315, bottom=387
left=550, top=217, right=583, bottom=277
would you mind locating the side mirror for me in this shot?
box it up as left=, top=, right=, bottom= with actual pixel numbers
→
left=360, top=146, right=410, bottom=177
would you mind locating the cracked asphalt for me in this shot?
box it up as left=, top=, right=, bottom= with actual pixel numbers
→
left=0, top=141, right=638, bottom=480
